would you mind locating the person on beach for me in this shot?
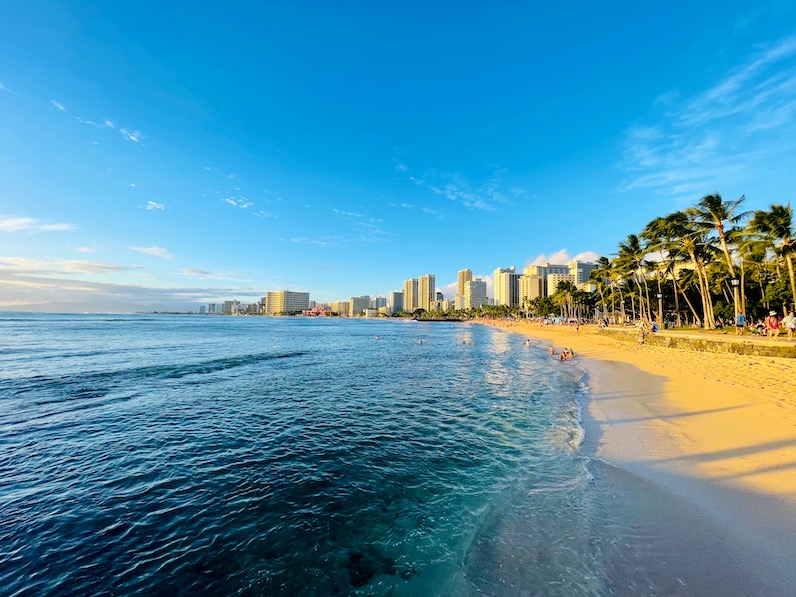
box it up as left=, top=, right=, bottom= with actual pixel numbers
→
left=783, top=311, right=796, bottom=340
left=735, top=312, right=746, bottom=336
left=636, top=318, right=650, bottom=344
left=765, top=311, right=781, bottom=339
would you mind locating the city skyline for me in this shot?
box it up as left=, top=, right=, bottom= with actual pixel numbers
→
left=2, top=4, right=796, bottom=312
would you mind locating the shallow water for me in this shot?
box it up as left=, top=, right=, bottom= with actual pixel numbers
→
left=0, top=314, right=778, bottom=595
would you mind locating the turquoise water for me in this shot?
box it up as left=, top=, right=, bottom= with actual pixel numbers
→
left=0, top=314, right=774, bottom=595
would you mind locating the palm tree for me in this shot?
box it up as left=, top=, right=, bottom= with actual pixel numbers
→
left=590, top=256, right=612, bottom=317
left=689, top=193, right=749, bottom=317
left=748, top=204, right=796, bottom=311
left=663, top=211, right=717, bottom=328
left=616, top=234, right=653, bottom=322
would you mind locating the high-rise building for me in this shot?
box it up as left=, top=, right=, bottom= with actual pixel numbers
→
left=331, top=301, right=350, bottom=316
left=403, top=278, right=418, bottom=313
left=389, top=291, right=404, bottom=313
left=349, top=296, right=371, bottom=317
left=519, top=274, right=544, bottom=304
left=370, top=297, right=387, bottom=309
left=418, top=274, right=435, bottom=311
left=568, top=259, right=597, bottom=284
left=524, top=263, right=570, bottom=297
left=265, top=290, right=310, bottom=315
left=493, top=267, right=519, bottom=307
left=456, top=269, right=473, bottom=307
left=464, top=279, right=488, bottom=309
left=547, top=273, right=577, bottom=294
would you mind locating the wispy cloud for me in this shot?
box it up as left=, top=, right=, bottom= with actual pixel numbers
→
left=145, top=201, right=166, bottom=210
left=129, top=246, right=174, bottom=259
left=204, top=166, right=239, bottom=180
left=120, top=128, right=143, bottom=143
left=50, top=99, right=67, bottom=112
left=332, top=208, right=363, bottom=218
left=0, top=256, right=143, bottom=275
left=0, top=258, right=265, bottom=312
left=0, top=81, right=11, bottom=92
left=289, top=237, right=338, bottom=247
left=253, top=210, right=277, bottom=218
left=620, top=35, right=796, bottom=202
left=223, top=196, right=254, bottom=209
left=182, top=268, right=213, bottom=276
left=396, top=161, right=526, bottom=211
left=74, top=247, right=94, bottom=253
left=0, top=215, right=75, bottom=232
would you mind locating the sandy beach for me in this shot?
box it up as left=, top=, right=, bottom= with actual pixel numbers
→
left=484, top=320, right=796, bottom=590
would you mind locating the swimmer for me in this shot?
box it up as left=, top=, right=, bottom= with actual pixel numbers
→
left=547, top=346, right=555, bottom=355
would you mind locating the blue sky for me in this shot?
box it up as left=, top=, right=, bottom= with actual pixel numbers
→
left=2, top=2, right=796, bottom=311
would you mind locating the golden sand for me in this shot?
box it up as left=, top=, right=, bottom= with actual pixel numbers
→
left=482, top=320, right=796, bottom=502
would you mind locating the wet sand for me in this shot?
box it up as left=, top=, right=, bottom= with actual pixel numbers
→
left=483, top=320, right=796, bottom=593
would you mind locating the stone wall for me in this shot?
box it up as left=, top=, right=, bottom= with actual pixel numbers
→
left=598, top=327, right=796, bottom=358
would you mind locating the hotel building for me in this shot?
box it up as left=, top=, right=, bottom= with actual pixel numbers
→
left=264, top=291, right=310, bottom=315
left=418, top=274, right=435, bottom=312
left=493, top=267, right=519, bottom=307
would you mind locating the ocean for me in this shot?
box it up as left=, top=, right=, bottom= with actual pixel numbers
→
left=0, top=314, right=772, bottom=596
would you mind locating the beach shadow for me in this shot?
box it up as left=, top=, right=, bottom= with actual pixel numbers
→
left=602, top=404, right=751, bottom=425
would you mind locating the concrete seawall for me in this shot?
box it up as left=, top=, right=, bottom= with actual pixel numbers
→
left=598, top=327, right=796, bottom=358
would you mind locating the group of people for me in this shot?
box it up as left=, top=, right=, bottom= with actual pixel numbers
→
left=547, top=345, right=574, bottom=361
left=737, top=310, right=796, bottom=340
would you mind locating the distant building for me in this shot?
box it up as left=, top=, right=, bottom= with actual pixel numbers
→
left=524, top=262, right=596, bottom=297
left=199, top=305, right=206, bottom=314
left=547, top=273, right=577, bottom=294
left=403, top=278, right=418, bottom=312
left=464, top=279, right=488, bottom=309
left=493, top=267, right=519, bottom=307
left=568, top=259, right=597, bottom=285
left=349, top=295, right=371, bottom=317
left=519, top=273, right=544, bottom=305
left=389, top=291, right=404, bottom=313
left=457, top=269, right=473, bottom=299
left=331, top=301, right=350, bottom=316
left=418, top=274, right=435, bottom=311
left=265, top=291, right=310, bottom=315
left=370, top=296, right=387, bottom=309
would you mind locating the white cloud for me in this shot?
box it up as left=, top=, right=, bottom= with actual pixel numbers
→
left=50, top=100, right=67, bottom=112
left=526, top=249, right=602, bottom=267
left=398, top=162, right=526, bottom=212
left=620, top=35, right=796, bottom=202
left=120, top=128, right=143, bottom=143
left=332, top=208, right=363, bottom=218
left=0, top=256, right=141, bottom=275
left=182, top=268, right=212, bottom=276
left=145, top=201, right=166, bottom=210
left=223, top=196, right=254, bottom=209
left=74, top=247, right=94, bottom=253
left=254, top=210, right=277, bottom=219
left=129, top=246, right=174, bottom=259
left=289, top=237, right=337, bottom=247
left=0, top=81, right=10, bottom=92
left=0, top=215, right=75, bottom=232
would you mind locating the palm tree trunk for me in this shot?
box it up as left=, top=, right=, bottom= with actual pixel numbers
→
left=786, top=253, right=796, bottom=312
left=672, top=275, right=683, bottom=327
left=680, top=286, right=701, bottom=326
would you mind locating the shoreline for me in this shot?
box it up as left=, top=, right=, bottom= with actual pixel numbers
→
left=482, top=320, right=796, bottom=590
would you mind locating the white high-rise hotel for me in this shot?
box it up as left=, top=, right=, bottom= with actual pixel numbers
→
left=489, top=260, right=597, bottom=308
